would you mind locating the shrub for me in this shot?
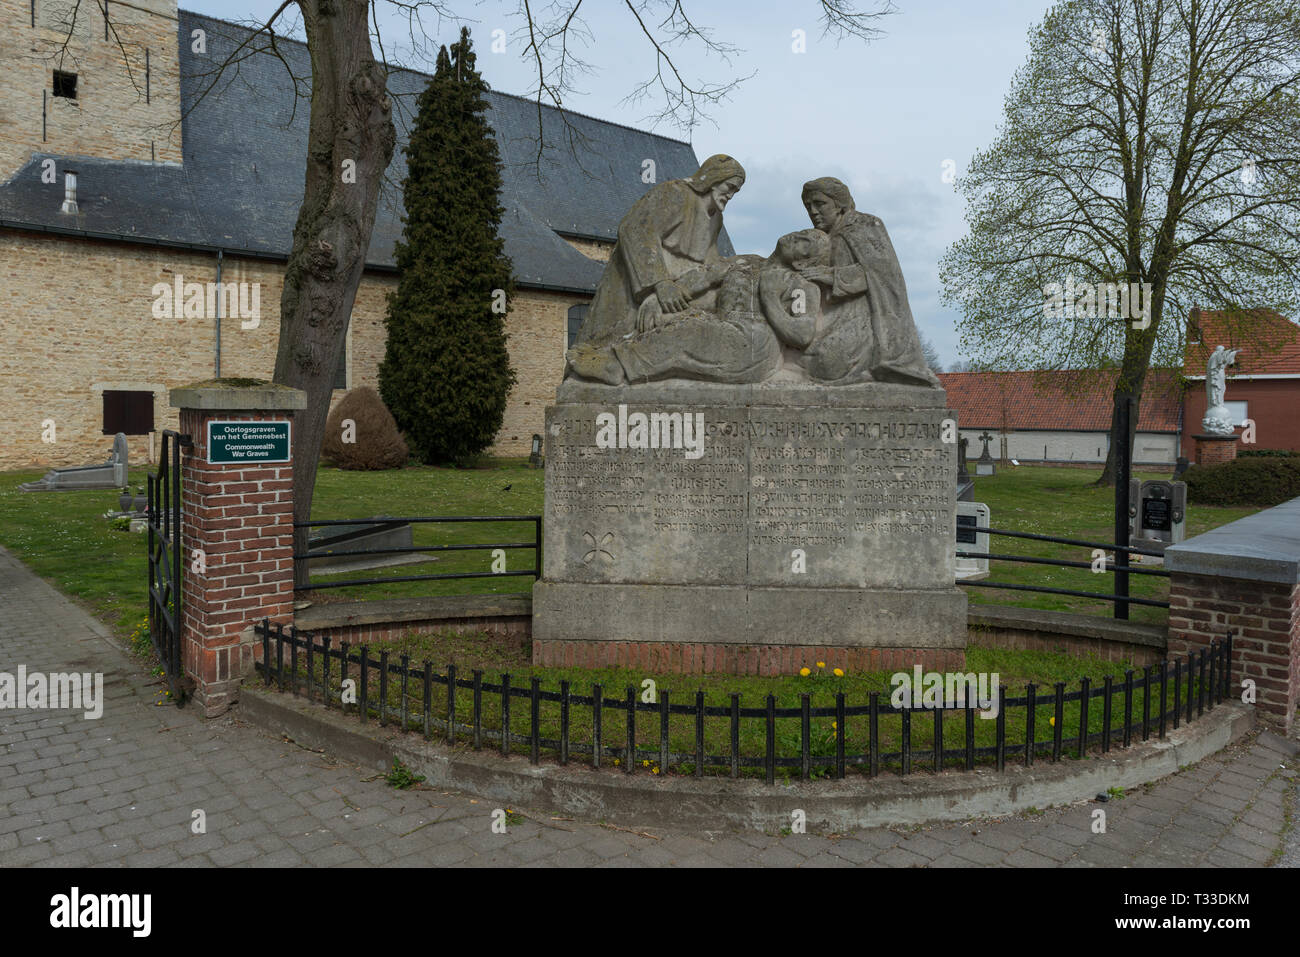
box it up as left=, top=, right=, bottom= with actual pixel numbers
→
left=1184, top=455, right=1300, bottom=507
left=1238, top=448, right=1296, bottom=458
left=321, top=387, right=409, bottom=470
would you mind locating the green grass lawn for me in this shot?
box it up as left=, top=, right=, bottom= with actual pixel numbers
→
left=0, top=471, right=157, bottom=645
left=261, top=628, right=1218, bottom=781
left=303, top=457, right=543, bottom=606
left=0, top=461, right=1258, bottom=646
left=958, top=466, right=1257, bottom=622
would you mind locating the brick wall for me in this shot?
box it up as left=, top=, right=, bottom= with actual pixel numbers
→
left=1193, top=435, right=1239, bottom=466
left=177, top=402, right=297, bottom=717
left=0, top=233, right=283, bottom=470
left=1184, top=379, right=1300, bottom=454
left=532, top=640, right=964, bottom=676
left=968, top=630, right=1162, bottom=666
left=302, top=615, right=530, bottom=647
left=0, top=230, right=590, bottom=469
left=0, top=0, right=182, bottom=180
left=1168, top=573, right=1300, bottom=730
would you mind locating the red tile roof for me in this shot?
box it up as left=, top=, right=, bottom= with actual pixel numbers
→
left=1184, top=309, right=1300, bottom=377
left=937, top=369, right=1184, bottom=433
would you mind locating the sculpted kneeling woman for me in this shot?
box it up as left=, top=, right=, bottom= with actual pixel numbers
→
left=567, top=154, right=747, bottom=357
left=797, top=176, right=939, bottom=387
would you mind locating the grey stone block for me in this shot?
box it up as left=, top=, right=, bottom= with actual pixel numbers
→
left=536, top=397, right=964, bottom=654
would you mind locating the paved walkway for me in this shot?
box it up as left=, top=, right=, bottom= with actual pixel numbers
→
left=1, top=545, right=1296, bottom=868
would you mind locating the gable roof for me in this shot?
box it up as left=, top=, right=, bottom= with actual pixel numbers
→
left=1184, top=309, right=1300, bottom=377
left=938, top=369, right=1184, bottom=433
left=0, top=10, right=730, bottom=293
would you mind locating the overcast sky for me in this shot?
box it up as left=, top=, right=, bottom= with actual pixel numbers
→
left=186, top=0, right=1057, bottom=367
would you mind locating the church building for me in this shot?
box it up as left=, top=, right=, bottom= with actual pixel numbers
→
left=0, top=1, right=719, bottom=470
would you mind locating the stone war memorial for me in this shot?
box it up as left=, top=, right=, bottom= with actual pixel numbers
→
left=534, top=157, right=964, bottom=674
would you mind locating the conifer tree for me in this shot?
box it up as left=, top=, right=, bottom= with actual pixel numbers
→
left=380, top=27, right=515, bottom=464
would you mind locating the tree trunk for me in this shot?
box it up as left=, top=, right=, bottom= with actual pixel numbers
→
left=1095, top=288, right=1166, bottom=487
left=273, top=0, right=397, bottom=587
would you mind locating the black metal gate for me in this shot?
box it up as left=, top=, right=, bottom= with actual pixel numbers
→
left=147, top=430, right=192, bottom=704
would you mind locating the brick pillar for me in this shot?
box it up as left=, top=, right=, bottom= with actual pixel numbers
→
left=1167, top=497, right=1300, bottom=732
left=171, top=381, right=306, bottom=717
left=1193, top=432, right=1239, bottom=466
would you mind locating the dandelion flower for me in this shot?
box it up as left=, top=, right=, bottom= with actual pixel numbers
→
left=799, top=667, right=811, bottom=677
left=833, top=668, right=844, bottom=677
left=817, top=662, right=826, bottom=669
left=643, top=759, right=650, bottom=767
left=652, top=767, right=660, bottom=775
left=1049, top=716, right=1056, bottom=726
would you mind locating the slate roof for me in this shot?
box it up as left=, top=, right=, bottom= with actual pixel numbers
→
left=1184, top=310, right=1300, bottom=377
left=0, top=10, right=729, bottom=293
left=938, top=370, right=1184, bottom=433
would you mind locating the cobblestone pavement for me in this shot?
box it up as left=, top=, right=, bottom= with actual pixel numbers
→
left=1, top=546, right=1296, bottom=868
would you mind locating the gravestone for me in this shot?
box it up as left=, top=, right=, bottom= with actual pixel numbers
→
left=1128, top=479, right=1187, bottom=554
left=534, top=166, right=964, bottom=671
left=975, top=431, right=996, bottom=476
left=528, top=434, right=543, bottom=468
left=954, top=501, right=990, bottom=580
left=19, top=432, right=129, bottom=491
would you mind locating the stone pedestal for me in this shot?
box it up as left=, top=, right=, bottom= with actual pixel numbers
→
left=532, top=380, right=966, bottom=674
left=172, top=381, right=305, bottom=716
left=1193, top=432, right=1239, bottom=466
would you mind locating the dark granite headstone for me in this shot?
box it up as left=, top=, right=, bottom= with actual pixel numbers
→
left=1128, top=479, right=1187, bottom=553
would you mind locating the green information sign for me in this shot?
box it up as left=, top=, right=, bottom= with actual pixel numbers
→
left=207, top=420, right=291, bottom=464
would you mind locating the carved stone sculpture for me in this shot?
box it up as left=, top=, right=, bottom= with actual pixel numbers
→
left=537, top=159, right=963, bottom=674
left=1201, top=345, right=1240, bottom=435
left=564, top=163, right=940, bottom=389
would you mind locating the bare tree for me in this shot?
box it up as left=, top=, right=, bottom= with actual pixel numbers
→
left=940, top=0, right=1300, bottom=486
left=918, top=331, right=944, bottom=373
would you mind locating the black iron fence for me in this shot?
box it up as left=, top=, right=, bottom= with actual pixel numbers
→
left=956, top=525, right=1170, bottom=618
left=253, top=620, right=1231, bottom=784
left=294, top=513, right=1163, bottom=621
left=292, top=515, right=541, bottom=593
left=147, top=429, right=192, bottom=702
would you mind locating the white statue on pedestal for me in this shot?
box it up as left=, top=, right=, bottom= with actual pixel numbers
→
left=1201, top=345, right=1240, bottom=435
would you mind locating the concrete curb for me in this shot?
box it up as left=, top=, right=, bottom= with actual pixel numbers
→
left=238, top=686, right=1255, bottom=831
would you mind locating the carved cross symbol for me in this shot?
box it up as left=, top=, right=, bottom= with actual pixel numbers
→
left=582, top=531, right=615, bottom=564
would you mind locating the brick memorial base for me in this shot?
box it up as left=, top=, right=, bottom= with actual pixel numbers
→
left=1193, top=432, right=1239, bottom=466
left=173, top=381, right=305, bottom=717
left=1167, top=496, right=1300, bottom=732
left=533, top=640, right=963, bottom=675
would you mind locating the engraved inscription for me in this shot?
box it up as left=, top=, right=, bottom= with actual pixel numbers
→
left=544, top=404, right=956, bottom=587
